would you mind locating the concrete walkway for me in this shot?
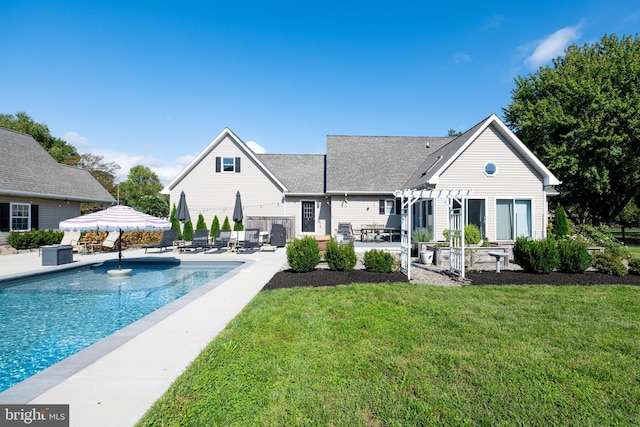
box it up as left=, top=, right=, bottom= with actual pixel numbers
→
left=0, top=246, right=287, bottom=426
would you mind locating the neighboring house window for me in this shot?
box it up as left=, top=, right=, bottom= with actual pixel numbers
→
left=11, top=203, right=30, bottom=231
left=379, top=199, right=400, bottom=215
left=496, top=199, right=532, bottom=240
left=215, top=157, right=242, bottom=173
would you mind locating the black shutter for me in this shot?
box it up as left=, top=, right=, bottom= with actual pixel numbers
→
left=235, top=157, right=241, bottom=173
left=379, top=200, right=385, bottom=215
left=215, top=157, right=221, bottom=173
left=395, top=198, right=401, bottom=215
left=31, top=204, right=39, bottom=230
left=0, top=203, right=9, bottom=232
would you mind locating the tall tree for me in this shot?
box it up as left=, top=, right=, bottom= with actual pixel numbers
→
left=504, top=34, right=640, bottom=225
left=119, top=165, right=168, bottom=216
left=0, top=112, right=78, bottom=163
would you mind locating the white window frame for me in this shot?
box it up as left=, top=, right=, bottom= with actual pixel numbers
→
left=379, top=199, right=396, bottom=215
left=222, top=157, right=236, bottom=173
left=484, top=161, right=498, bottom=177
left=10, top=202, right=31, bottom=231
left=494, top=198, right=533, bottom=240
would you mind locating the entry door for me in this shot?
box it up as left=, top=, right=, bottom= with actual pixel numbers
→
left=302, top=201, right=315, bottom=233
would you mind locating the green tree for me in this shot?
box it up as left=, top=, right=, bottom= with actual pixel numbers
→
left=552, top=203, right=571, bottom=238
left=196, top=213, right=207, bottom=230
left=183, top=220, right=194, bottom=241
left=616, top=200, right=640, bottom=227
left=119, top=165, right=166, bottom=215
left=0, top=112, right=78, bottom=163
left=504, top=34, right=640, bottom=225
left=221, top=216, right=231, bottom=231
left=65, top=153, right=121, bottom=213
left=447, top=128, right=463, bottom=137
left=210, top=216, right=220, bottom=238
left=170, top=204, right=182, bottom=240
left=137, top=194, right=169, bottom=218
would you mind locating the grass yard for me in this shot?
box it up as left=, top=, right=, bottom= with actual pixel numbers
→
left=628, top=245, right=640, bottom=260
left=137, top=284, right=640, bottom=426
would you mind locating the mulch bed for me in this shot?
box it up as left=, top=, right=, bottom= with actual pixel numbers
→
left=264, top=268, right=640, bottom=290
left=263, top=269, right=408, bottom=290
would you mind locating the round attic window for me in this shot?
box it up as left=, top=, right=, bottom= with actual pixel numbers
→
left=484, top=162, right=497, bottom=176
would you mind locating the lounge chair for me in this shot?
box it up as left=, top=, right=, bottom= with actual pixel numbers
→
left=208, top=230, right=232, bottom=252
left=183, top=230, right=210, bottom=252
left=59, top=230, right=82, bottom=252
left=143, top=229, right=178, bottom=253
left=100, top=230, right=121, bottom=251
left=238, top=228, right=261, bottom=253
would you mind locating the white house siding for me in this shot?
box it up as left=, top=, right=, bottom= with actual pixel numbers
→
left=434, top=124, right=547, bottom=241
left=169, top=135, right=286, bottom=229
left=283, top=197, right=330, bottom=237
left=329, top=195, right=402, bottom=238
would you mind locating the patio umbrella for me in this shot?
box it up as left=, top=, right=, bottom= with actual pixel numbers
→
left=59, top=205, right=171, bottom=272
left=232, top=191, right=243, bottom=244
left=174, top=191, right=191, bottom=239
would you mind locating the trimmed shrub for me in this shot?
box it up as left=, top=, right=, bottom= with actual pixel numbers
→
left=464, top=224, right=482, bottom=245
left=221, top=216, right=232, bottom=231
left=196, top=213, right=207, bottom=230
left=557, top=239, right=593, bottom=273
left=513, top=236, right=560, bottom=274
left=363, top=249, right=394, bottom=273
left=286, top=236, right=321, bottom=273
left=7, top=229, right=63, bottom=250
left=592, top=252, right=628, bottom=276
left=552, top=203, right=571, bottom=238
left=325, top=238, right=358, bottom=271
left=628, top=258, right=640, bottom=275
left=210, top=216, right=220, bottom=238
left=183, top=221, right=194, bottom=242
left=170, top=204, right=182, bottom=240
left=233, top=222, right=244, bottom=231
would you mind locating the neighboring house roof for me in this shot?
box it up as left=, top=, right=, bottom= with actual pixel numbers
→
left=405, top=114, right=561, bottom=188
left=326, top=135, right=452, bottom=194
left=0, top=127, right=116, bottom=203
left=162, top=127, right=288, bottom=193
left=258, top=154, right=326, bottom=194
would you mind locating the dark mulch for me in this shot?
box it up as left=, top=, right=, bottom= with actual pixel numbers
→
left=466, top=270, right=640, bottom=286
left=264, top=268, right=640, bottom=290
left=263, top=268, right=408, bottom=290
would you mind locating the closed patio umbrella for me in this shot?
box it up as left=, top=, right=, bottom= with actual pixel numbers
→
left=175, top=191, right=191, bottom=239
left=59, top=205, right=171, bottom=272
left=232, top=191, right=243, bottom=244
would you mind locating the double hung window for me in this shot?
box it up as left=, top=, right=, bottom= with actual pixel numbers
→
left=11, top=203, right=30, bottom=231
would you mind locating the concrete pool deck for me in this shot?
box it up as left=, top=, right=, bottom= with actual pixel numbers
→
left=0, top=246, right=288, bottom=426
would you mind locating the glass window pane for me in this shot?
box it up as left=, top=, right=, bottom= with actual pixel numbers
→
left=496, top=199, right=513, bottom=240
left=515, top=200, right=532, bottom=238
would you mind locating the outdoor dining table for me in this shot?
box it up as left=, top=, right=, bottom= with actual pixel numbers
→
left=359, top=226, right=397, bottom=242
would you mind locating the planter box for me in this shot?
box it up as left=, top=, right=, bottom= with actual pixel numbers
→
left=42, top=245, right=73, bottom=266
left=427, top=245, right=513, bottom=270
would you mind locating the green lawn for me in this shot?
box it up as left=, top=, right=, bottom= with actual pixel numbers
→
left=628, top=245, right=640, bottom=260
left=137, top=284, right=640, bottom=426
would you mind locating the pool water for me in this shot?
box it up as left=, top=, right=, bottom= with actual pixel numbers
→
left=0, top=261, right=240, bottom=393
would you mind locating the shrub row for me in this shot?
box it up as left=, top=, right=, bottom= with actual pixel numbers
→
left=7, top=229, right=63, bottom=250
left=324, top=238, right=357, bottom=271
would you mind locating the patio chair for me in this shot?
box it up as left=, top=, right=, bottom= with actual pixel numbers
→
left=238, top=228, right=261, bottom=253
left=100, top=230, right=121, bottom=251
left=143, top=229, right=178, bottom=253
left=337, top=222, right=355, bottom=244
left=209, top=230, right=232, bottom=252
left=59, top=230, right=82, bottom=252
left=183, top=230, right=211, bottom=252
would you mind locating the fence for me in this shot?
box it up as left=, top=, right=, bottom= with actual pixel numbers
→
left=246, top=216, right=295, bottom=243
left=609, top=227, right=640, bottom=244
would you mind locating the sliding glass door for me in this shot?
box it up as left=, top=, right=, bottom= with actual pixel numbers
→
left=496, top=199, right=531, bottom=240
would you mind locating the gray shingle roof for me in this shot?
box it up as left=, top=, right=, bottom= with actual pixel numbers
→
left=0, top=127, right=116, bottom=202
left=326, top=135, right=453, bottom=193
left=258, top=154, right=326, bottom=194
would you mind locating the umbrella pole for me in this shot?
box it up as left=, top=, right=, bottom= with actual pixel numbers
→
left=118, top=227, right=123, bottom=270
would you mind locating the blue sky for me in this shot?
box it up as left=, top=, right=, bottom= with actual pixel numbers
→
left=2, top=1, right=639, bottom=184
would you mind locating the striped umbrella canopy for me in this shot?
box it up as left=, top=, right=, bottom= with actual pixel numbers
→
left=59, top=205, right=171, bottom=270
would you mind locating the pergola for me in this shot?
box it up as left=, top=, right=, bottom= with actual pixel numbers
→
left=394, top=189, right=473, bottom=280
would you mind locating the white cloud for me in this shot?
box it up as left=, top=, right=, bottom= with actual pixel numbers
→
left=246, top=140, right=267, bottom=154
left=63, top=131, right=89, bottom=146
left=525, top=25, right=581, bottom=69
left=453, top=52, right=471, bottom=64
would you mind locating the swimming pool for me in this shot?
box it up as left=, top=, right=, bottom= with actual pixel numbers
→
left=0, top=260, right=241, bottom=393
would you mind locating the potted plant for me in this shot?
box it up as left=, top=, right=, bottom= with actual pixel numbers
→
left=412, top=228, right=432, bottom=257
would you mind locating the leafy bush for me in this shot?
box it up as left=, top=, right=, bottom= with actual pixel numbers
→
left=412, top=228, right=432, bottom=242
left=210, top=216, right=220, bottom=238
left=170, top=204, right=182, bottom=240
left=196, top=213, right=207, bottom=230
left=363, top=249, right=395, bottom=273
left=221, top=216, right=232, bottom=231
left=7, top=229, right=63, bottom=249
left=513, top=236, right=560, bottom=274
left=183, top=220, right=194, bottom=242
left=233, top=222, right=244, bottom=231
left=325, top=238, right=358, bottom=271
left=573, top=224, right=628, bottom=259
left=629, top=258, right=640, bottom=275
left=557, top=239, right=593, bottom=273
left=592, top=252, right=628, bottom=276
left=465, top=224, right=482, bottom=245
left=286, top=236, right=321, bottom=273
left=552, top=203, right=571, bottom=238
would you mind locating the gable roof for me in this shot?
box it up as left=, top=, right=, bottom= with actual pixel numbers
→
left=0, top=127, right=115, bottom=203
left=405, top=114, right=561, bottom=188
left=162, top=127, right=288, bottom=193
left=326, top=135, right=452, bottom=194
left=258, top=154, right=326, bottom=194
